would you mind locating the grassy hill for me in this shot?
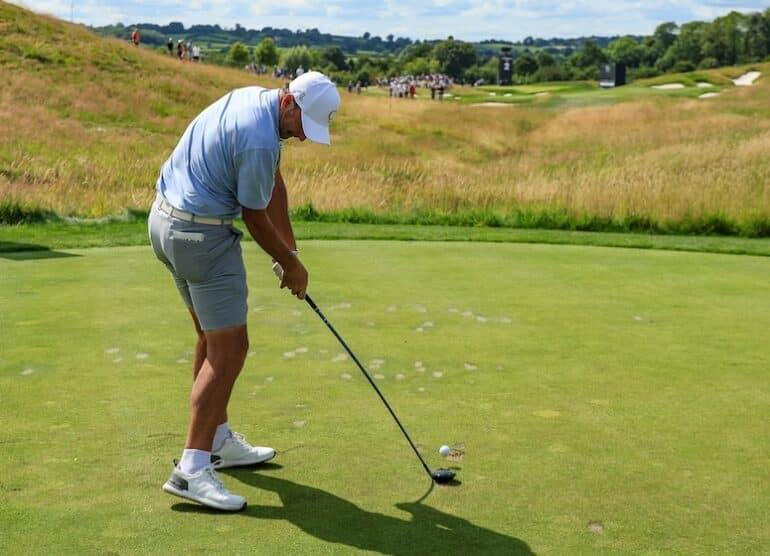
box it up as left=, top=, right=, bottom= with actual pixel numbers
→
left=1, top=1, right=769, bottom=235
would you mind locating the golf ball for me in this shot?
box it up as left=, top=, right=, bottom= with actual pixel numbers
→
left=439, top=445, right=451, bottom=457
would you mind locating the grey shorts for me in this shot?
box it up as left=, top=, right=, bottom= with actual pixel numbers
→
left=148, top=196, right=247, bottom=331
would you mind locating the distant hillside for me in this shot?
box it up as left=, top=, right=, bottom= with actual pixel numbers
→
left=91, top=19, right=630, bottom=60
left=0, top=0, right=281, bottom=216
left=1, top=1, right=768, bottom=237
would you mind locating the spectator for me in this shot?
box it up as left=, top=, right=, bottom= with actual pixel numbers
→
left=167, top=37, right=174, bottom=56
left=295, top=65, right=305, bottom=77
left=131, top=28, right=140, bottom=47
left=177, top=39, right=185, bottom=61
left=192, top=44, right=201, bottom=62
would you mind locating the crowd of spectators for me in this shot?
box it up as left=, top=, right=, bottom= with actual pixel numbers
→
left=380, top=73, right=453, bottom=100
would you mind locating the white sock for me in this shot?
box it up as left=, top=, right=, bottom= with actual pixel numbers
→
left=212, top=422, right=232, bottom=452
left=179, top=449, right=211, bottom=474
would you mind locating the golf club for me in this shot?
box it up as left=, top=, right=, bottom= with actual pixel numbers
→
left=273, top=263, right=456, bottom=485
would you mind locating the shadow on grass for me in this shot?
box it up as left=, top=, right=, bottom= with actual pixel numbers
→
left=172, top=464, right=534, bottom=555
left=0, top=242, right=79, bottom=260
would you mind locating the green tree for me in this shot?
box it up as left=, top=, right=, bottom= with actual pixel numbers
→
left=536, top=51, right=556, bottom=67
left=701, top=11, right=747, bottom=65
left=513, top=53, right=538, bottom=76
left=254, top=37, right=278, bottom=67
left=608, top=36, right=644, bottom=67
left=280, top=45, right=316, bottom=73
left=432, top=39, right=477, bottom=80
left=320, top=46, right=347, bottom=71
left=667, top=21, right=706, bottom=67
left=569, top=40, right=608, bottom=69
left=652, top=22, right=679, bottom=57
left=403, top=57, right=431, bottom=76
left=744, top=12, right=769, bottom=60
left=227, top=42, right=250, bottom=66
left=398, top=42, right=434, bottom=65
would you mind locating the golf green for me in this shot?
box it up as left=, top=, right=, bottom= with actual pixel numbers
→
left=1, top=241, right=768, bottom=554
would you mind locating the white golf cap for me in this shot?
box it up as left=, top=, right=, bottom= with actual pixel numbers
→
left=289, top=71, right=340, bottom=145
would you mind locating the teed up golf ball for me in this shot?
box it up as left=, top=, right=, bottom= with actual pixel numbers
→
left=439, top=445, right=451, bottom=457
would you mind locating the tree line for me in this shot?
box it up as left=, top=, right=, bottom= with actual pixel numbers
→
left=94, top=8, right=770, bottom=85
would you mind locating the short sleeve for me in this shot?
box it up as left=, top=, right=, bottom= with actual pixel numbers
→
left=234, top=148, right=279, bottom=210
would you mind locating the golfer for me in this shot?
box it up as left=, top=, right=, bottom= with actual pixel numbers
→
left=149, top=71, right=340, bottom=511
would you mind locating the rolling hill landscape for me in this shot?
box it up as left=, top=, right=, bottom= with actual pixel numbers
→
left=1, top=0, right=769, bottom=236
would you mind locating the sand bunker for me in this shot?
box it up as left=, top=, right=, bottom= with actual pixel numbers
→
left=652, top=83, right=685, bottom=90
left=470, top=102, right=515, bottom=107
left=733, top=71, right=761, bottom=86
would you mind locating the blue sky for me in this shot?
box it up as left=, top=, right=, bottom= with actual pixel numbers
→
left=13, top=1, right=770, bottom=42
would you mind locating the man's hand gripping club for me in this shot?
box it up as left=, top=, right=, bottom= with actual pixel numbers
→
left=273, top=255, right=308, bottom=299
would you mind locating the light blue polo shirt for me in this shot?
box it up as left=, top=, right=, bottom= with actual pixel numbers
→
left=157, top=87, right=281, bottom=219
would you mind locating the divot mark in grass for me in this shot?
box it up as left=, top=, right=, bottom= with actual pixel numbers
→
left=176, top=358, right=188, bottom=364
left=414, top=305, right=427, bottom=313
left=247, top=351, right=256, bottom=358
left=414, top=361, right=424, bottom=368
left=549, top=444, right=569, bottom=453
left=464, top=363, right=478, bottom=371
left=448, top=308, right=459, bottom=313
left=113, top=358, right=123, bottom=363
left=418, top=387, right=426, bottom=392
left=498, top=317, right=513, bottom=324
left=395, top=374, right=405, bottom=380
left=283, top=352, right=296, bottom=358
left=21, top=368, right=36, bottom=376
left=135, top=353, right=149, bottom=360
left=293, top=421, right=306, bottom=428
left=296, top=404, right=306, bottom=409
left=476, top=316, right=488, bottom=322
left=105, top=347, right=120, bottom=354
left=332, top=353, right=348, bottom=362
left=587, top=521, right=604, bottom=535
left=366, top=321, right=376, bottom=327
left=462, top=311, right=474, bottom=318
left=340, top=373, right=352, bottom=380
left=386, top=305, right=397, bottom=312
left=374, top=374, right=385, bottom=380
left=265, top=376, right=274, bottom=382
left=447, top=449, right=464, bottom=462
left=415, top=327, right=424, bottom=333
left=589, top=399, right=610, bottom=407
left=432, top=371, right=444, bottom=378
left=370, top=358, right=385, bottom=369
left=330, top=302, right=352, bottom=310
left=295, top=347, right=308, bottom=353
left=534, top=410, right=561, bottom=418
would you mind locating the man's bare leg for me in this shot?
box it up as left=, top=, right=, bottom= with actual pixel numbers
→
left=189, top=310, right=227, bottom=427
left=185, top=323, right=248, bottom=451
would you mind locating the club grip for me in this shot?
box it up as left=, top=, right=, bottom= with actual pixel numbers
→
left=272, top=261, right=283, bottom=280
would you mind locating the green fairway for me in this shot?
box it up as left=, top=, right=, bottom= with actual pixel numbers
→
left=1, top=241, right=768, bottom=554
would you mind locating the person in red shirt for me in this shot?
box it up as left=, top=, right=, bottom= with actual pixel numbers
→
left=131, top=28, right=140, bottom=46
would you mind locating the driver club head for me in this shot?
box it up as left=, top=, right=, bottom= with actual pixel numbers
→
left=431, top=468, right=456, bottom=484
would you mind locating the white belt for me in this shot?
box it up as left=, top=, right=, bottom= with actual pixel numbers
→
left=157, top=197, right=233, bottom=226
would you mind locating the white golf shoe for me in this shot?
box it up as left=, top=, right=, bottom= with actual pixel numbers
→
left=162, top=463, right=246, bottom=512
left=211, top=432, right=276, bottom=469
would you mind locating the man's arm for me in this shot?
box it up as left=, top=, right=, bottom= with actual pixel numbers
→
left=241, top=206, right=307, bottom=299
left=266, top=167, right=297, bottom=251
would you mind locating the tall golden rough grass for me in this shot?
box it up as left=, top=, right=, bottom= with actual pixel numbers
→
left=1, top=0, right=769, bottom=225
